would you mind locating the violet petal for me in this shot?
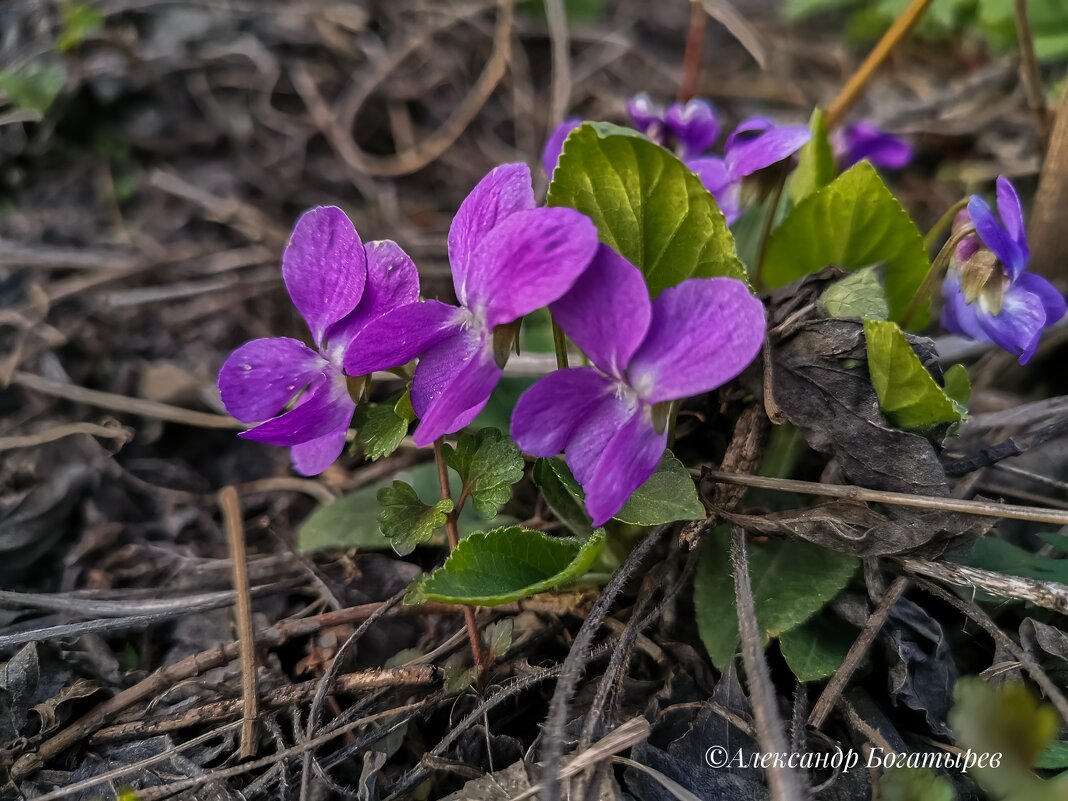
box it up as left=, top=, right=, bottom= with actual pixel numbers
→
left=968, top=195, right=1026, bottom=279
left=466, top=207, right=599, bottom=328
left=343, top=300, right=461, bottom=376
left=543, top=118, right=582, bottom=177
left=449, top=163, right=536, bottom=305
left=550, top=244, right=652, bottom=378
left=582, top=409, right=666, bottom=526
left=218, top=337, right=326, bottom=423
left=627, top=278, right=765, bottom=404
left=725, top=123, right=810, bottom=181
left=940, top=271, right=988, bottom=343
left=665, top=99, right=718, bottom=159
left=326, top=239, right=420, bottom=362
left=1015, top=272, right=1066, bottom=325
left=510, top=367, right=616, bottom=457
left=410, top=329, right=502, bottom=445
left=995, top=176, right=1029, bottom=264
left=239, top=370, right=355, bottom=447
left=977, top=283, right=1047, bottom=364
left=282, top=206, right=367, bottom=348
left=290, top=424, right=350, bottom=476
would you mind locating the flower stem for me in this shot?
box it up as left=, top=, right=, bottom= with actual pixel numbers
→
left=902, top=222, right=975, bottom=329
left=825, top=0, right=933, bottom=130
left=551, top=317, right=570, bottom=369
left=677, top=0, right=708, bottom=102
left=432, top=438, right=486, bottom=669
left=753, top=171, right=787, bottom=290
left=923, top=196, right=969, bottom=252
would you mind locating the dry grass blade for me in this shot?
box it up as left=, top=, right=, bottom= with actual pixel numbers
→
left=899, top=557, right=1068, bottom=615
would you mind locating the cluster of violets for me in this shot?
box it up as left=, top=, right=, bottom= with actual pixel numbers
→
left=942, top=176, right=1065, bottom=364
left=219, top=163, right=765, bottom=523
left=543, top=94, right=913, bottom=223
left=218, top=93, right=1064, bottom=524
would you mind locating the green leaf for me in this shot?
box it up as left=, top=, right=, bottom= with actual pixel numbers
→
left=408, top=527, right=606, bottom=606
left=548, top=122, right=746, bottom=294
left=298, top=463, right=517, bottom=553
left=764, top=162, right=930, bottom=325
left=442, top=429, right=525, bottom=519
left=614, top=453, right=705, bottom=525
left=864, top=319, right=963, bottom=432
left=779, top=612, right=858, bottom=682
left=377, top=481, right=453, bottom=556
left=354, top=395, right=411, bottom=461
left=942, top=363, right=971, bottom=411
left=695, top=527, right=858, bottom=668
left=818, top=266, right=889, bottom=320
left=534, top=452, right=703, bottom=528
left=57, top=3, right=105, bottom=52
left=878, top=768, right=955, bottom=801
left=533, top=458, right=594, bottom=537
left=960, top=537, right=1068, bottom=586
left=788, top=107, right=836, bottom=204
left=1036, top=741, right=1068, bottom=771
left=0, top=62, right=66, bottom=114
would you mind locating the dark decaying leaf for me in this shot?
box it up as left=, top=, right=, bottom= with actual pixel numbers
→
left=768, top=319, right=949, bottom=495
left=883, top=597, right=958, bottom=737
left=1020, top=618, right=1068, bottom=686
left=713, top=503, right=993, bottom=558
left=0, top=463, right=91, bottom=579
left=0, top=644, right=40, bottom=742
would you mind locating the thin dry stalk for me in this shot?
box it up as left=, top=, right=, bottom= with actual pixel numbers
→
left=730, top=527, right=804, bottom=801
left=218, top=486, right=259, bottom=758
left=1014, top=0, right=1050, bottom=151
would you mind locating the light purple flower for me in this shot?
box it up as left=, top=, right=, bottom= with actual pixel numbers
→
left=626, top=93, right=720, bottom=159
left=942, top=176, right=1065, bottom=364
left=688, top=117, right=811, bottom=223
left=511, top=245, right=765, bottom=525
left=834, top=122, right=913, bottom=171
left=218, top=207, right=419, bottom=475
left=347, top=163, right=599, bottom=446
left=542, top=118, right=581, bottom=177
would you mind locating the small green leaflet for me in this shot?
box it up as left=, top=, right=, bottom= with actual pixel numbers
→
left=354, top=390, right=413, bottom=461
left=864, top=319, right=967, bottom=432
left=57, top=3, right=105, bottom=52
left=778, top=612, right=858, bottom=682
left=442, top=429, right=525, bottom=519
left=0, top=62, right=66, bottom=114
left=818, top=266, right=889, bottom=321
left=298, top=463, right=517, bottom=553
left=787, top=107, right=836, bottom=205
left=377, top=481, right=453, bottom=556
left=763, top=162, right=930, bottom=326
left=534, top=452, right=704, bottom=529
left=878, top=768, right=955, bottom=801
left=694, top=526, right=858, bottom=668
left=407, top=526, right=606, bottom=606
left=548, top=122, right=746, bottom=295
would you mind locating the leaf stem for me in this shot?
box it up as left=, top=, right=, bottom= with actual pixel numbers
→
left=551, top=317, right=570, bottom=369
left=432, top=438, right=487, bottom=668
left=753, top=171, right=787, bottom=289
left=825, top=0, right=933, bottom=130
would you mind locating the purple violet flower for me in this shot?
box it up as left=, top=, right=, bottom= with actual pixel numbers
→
left=833, top=122, right=913, bottom=171
left=688, top=117, right=811, bottom=223
left=511, top=245, right=766, bottom=525
left=217, top=207, right=419, bottom=475
left=346, top=163, right=599, bottom=446
left=626, top=93, right=720, bottom=159
left=942, top=176, right=1065, bottom=364
left=543, top=118, right=581, bottom=178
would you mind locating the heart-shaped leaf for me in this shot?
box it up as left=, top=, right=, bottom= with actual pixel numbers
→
left=442, top=429, right=525, bottom=519
left=548, top=122, right=746, bottom=294
left=407, top=526, right=605, bottom=606
left=764, top=162, right=930, bottom=325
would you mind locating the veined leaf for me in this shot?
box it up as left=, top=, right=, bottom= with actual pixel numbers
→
left=377, top=481, right=453, bottom=556
left=533, top=458, right=594, bottom=537
left=764, top=162, right=930, bottom=325
left=442, top=429, right=525, bottom=519
left=354, top=391, right=412, bottom=462
left=865, top=319, right=964, bottom=432
left=408, top=526, right=606, bottom=606
left=548, top=122, right=746, bottom=294
left=818, top=266, right=889, bottom=321
left=695, top=526, right=858, bottom=668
